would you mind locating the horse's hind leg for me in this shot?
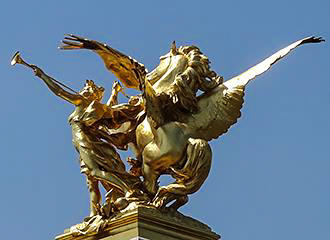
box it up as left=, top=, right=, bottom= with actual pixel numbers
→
left=142, top=150, right=161, bottom=196
left=142, top=140, right=186, bottom=195
left=152, top=190, right=189, bottom=210
left=152, top=138, right=212, bottom=209
left=168, top=195, right=188, bottom=210
left=141, top=122, right=188, bottom=196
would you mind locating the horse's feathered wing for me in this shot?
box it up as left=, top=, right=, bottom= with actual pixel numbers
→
left=60, top=34, right=148, bottom=90
left=188, top=36, right=324, bottom=141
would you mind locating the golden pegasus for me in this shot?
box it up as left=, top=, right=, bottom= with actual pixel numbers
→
left=59, top=35, right=323, bottom=210
left=12, top=34, right=323, bottom=235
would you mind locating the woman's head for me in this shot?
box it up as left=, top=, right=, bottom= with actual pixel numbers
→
left=80, top=80, right=105, bottom=101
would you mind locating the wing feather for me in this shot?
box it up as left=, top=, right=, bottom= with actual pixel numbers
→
left=60, top=34, right=148, bottom=90
left=224, top=36, right=324, bottom=89
left=189, top=36, right=324, bottom=141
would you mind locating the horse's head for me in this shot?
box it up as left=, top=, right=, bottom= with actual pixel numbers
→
left=146, top=42, right=221, bottom=95
left=144, top=42, right=222, bottom=127
left=146, top=42, right=188, bottom=94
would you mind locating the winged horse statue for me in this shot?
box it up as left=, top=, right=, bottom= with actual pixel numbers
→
left=59, top=35, right=323, bottom=211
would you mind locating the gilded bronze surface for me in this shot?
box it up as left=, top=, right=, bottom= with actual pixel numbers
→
left=12, top=35, right=324, bottom=236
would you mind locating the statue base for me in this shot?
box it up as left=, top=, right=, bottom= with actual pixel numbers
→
left=55, top=206, right=220, bottom=240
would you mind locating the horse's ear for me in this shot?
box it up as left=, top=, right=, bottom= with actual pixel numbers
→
left=170, top=41, right=177, bottom=55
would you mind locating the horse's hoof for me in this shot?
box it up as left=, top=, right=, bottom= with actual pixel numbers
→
left=114, top=197, right=129, bottom=210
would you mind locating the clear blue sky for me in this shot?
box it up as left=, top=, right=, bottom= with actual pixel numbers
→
left=1, top=1, right=329, bottom=239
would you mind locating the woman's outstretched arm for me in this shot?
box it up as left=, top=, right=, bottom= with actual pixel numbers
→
left=32, top=65, right=83, bottom=105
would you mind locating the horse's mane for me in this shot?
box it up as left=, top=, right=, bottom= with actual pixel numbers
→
left=167, top=46, right=223, bottom=114
left=146, top=45, right=223, bottom=127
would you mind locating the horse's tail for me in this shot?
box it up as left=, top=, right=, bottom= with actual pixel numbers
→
left=160, top=138, right=212, bottom=197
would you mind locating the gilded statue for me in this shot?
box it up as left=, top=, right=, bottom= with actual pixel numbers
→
left=11, top=34, right=324, bottom=235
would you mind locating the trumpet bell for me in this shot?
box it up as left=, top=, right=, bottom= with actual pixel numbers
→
left=11, top=51, right=21, bottom=66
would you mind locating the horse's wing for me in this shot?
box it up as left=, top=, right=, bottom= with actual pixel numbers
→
left=189, top=36, right=324, bottom=141
left=60, top=34, right=148, bottom=90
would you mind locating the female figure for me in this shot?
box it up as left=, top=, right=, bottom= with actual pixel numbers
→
left=30, top=65, right=140, bottom=217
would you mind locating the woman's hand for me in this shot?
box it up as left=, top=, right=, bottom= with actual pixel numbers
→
left=112, top=81, right=122, bottom=93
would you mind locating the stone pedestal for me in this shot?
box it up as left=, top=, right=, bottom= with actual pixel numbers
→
left=55, top=206, right=220, bottom=240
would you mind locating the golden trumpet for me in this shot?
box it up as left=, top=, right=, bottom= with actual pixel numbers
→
left=11, top=51, right=79, bottom=94
left=11, top=51, right=130, bottom=98
left=11, top=51, right=35, bottom=69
